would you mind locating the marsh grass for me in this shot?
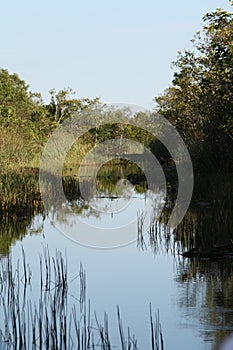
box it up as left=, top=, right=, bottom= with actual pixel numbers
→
left=0, top=247, right=164, bottom=350
left=0, top=169, right=43, bottom=256
left=0, top=126, right=37, bottom=169
left=137, top=207, right=174, bottom=256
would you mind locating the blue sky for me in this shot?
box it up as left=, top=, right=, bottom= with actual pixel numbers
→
left=1, top=0, right=232, bottom=109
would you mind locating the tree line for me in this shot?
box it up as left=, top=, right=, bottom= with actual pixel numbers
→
left=0, top=3, right=232, bottom=172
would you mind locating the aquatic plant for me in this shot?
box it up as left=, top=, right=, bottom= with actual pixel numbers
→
left=0, top=247, right=164, bottom=349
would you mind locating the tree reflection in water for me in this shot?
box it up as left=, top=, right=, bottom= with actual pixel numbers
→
left=0, top=166, right=233, bottom=349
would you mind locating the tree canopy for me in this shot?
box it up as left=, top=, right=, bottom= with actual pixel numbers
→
left=0, top=68, right=36, bottom=124
left=155, top=4, right=233, bottom=168
left=0, top=3, right=233, bottom=171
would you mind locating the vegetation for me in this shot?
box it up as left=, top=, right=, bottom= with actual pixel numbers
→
left=155, top=3, right=233, bottom=171
left=0, top=5, right=233, bottom=174
left=0, top=3, right=233, bottom=350
left=0, top=168, right=43, bottom=256
left=0, top=247, right=164, bottom=349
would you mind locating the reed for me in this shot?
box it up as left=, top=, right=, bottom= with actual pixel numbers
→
left=137, top=210, right=146, bottom=251
left=0, top=247, right=165, bottom=349
left=150, top=305, right=164, bottom=350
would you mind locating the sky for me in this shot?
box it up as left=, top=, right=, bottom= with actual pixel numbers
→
left=1, top=0, right=232, bottom=110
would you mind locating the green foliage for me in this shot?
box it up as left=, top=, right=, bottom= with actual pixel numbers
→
left=48, top=88, right=100, bottom=124
left=0, top=69, right=32, bottom=123
left=3, top=3, right=233, bottom=173
left=155, top=5, right=233, bottom=169
left=0, top=69, right=56, bottom=161
left=0, top=69, right=103, bottom=169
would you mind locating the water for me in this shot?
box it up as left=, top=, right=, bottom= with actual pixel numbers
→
left=0, top=167, right=233, bottom=349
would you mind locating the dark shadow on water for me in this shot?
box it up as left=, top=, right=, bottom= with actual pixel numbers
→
left=172, top=173, right=233, bottom=349
left=1, top=165, right=233, bottom=349
left=0, top=169, right=44, bottom=256
left=175, top=173, right=233, bottom=259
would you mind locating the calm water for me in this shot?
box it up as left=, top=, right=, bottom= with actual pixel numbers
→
left=0, top=166, right=233, bottom=349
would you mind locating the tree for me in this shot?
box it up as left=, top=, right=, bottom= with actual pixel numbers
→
left=48, top=88, right=99, bottom=124
left=0, top=68, right=44, bottom=125
left=154, top=4, right=233, bottom=167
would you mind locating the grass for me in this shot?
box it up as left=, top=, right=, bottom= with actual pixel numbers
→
left=0, top=169, right=44, bottom=256
left=0, top=247, right=165, bottom=350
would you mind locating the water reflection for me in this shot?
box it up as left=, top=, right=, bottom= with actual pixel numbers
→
left=174, top=173, right=233, bottom=348
left=0, top=169, right=44, bottom=256
left=0, top=166, right=233, bottom=349
left=174, top=174, right=233, bottom=258
left=176, top=257, right=233, bottom=348
left=39, top=160, right=166, bottom=248
left=0, top=163, right=166, bottom=252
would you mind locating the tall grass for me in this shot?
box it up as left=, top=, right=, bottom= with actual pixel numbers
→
left=0, top=126, right=42, bottom=169
left=0, top=247, right=165, bottom=349
left=0, top=169, right=43, bottom=256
